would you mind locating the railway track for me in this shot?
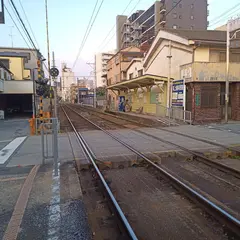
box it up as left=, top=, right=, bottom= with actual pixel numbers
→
left=61, top=104, right=240, bottom=238
left=71, top=104, right=240, bottom=179
left=61, top=106, right=137, bottom=239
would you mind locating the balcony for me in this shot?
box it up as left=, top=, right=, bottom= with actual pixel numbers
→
left=3, top=80, right=33, bottom=94
left=180, top=62, right=240, bottom=82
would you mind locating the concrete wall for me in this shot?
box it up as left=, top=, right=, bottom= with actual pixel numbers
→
left=0, top=57, right=23, bottom=80
left=0, top=48, right=39, bottom=71
left=4, top=80, right=33, bottom=94
left=126, top=60, right=143, bottom=79
left=116, top=15, right=128, bottom=51
left=165, top=0, right=208, bottom=30
left=181, top=62, right=240, bottom=82
left=194, top=47, right=209, bottom=62
left=144, top=39, right=192, bottom=79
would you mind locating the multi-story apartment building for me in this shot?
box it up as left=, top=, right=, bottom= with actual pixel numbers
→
left=116, top=0, right=208, bottom=50
left=61, top=63, right=75, bottom=101
left=95, top=50, right=115, bottom=87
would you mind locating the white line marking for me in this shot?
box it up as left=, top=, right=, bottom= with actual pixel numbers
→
left=47, top=163, right=61, bottom=240
left=0, top=139, right=12, bottom=143
left=0, top=136, right=27, bottom=164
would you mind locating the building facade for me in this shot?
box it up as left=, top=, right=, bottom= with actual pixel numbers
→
left=0, top=47, right=43, bottom=117
left=144, top=29, right=240, bottom=122
left=116, top=0, right=208, bottom=51
left=61, top=63, right=75, bottom=101
left=95, top=50, right=115, bottom=87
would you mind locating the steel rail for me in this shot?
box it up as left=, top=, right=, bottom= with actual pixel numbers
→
left=79, top=105, right=240, bottom=154
left=61, top=106, right=138, bottom=240
left=73, top=105, right=240, bottom=179
left=65, top=104, right=240, bottom=237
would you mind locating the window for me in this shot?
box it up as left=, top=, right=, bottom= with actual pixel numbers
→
left=129, top=73, right=133, bottom=79
left=138, top=69, right=143, bottom=77
left=191, top=26, right=194, bottom=30
left=191, top=4, right=194, bottom=9
left=219, top=52, right=226, bottom=62
left=201, top=87, right=218, bottom=108
left=190, top=15, right=194, bottom=20
left=179, top=3, right=182, bottom=8
left=0, top=59, right=10, bottom=69
left=173, top=13, right=177, bottom=19
left=179, top=15, right=182, bottom=19
left=172, top=0, right=178, bottom=7
left=173, top=25, right=177, bottom=29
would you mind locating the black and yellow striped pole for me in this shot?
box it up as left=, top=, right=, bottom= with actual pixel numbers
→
left=37, top=59, right=43, bottom=124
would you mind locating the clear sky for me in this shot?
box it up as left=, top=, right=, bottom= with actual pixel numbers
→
left=0, top=0, right=239, bottom=76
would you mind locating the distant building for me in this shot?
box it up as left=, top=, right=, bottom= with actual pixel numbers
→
left=116, top=0, right=208, bottom=51
left=61, top=63, right=75, bottom=101
left=95, top=50, right=116, bottom=87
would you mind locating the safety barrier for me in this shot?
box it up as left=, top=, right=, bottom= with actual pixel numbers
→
left=156, top=105, right=192, bottom=125
left=39, top=118, right=59, bottom=176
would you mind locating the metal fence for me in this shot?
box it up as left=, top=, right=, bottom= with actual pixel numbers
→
left=156, top=105, right=192, bottom=125
left=37, top=118, right=59, bottom=176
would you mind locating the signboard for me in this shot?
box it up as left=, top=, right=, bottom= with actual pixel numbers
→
left=172, top=79, right=184, bottom=107
left=0, top=0, right=5, bottom=24
left=50, top=67, right=59, bottom=77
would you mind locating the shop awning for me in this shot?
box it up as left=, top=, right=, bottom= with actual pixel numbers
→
left=107, top=74, right=170, bottom=91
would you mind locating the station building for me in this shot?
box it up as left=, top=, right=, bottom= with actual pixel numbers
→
left=106, top=29, right=240, bottom=123
left=0, top=47, right=42, bottom=118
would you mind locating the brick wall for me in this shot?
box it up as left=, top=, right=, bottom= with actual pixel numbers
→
left=231, top=82, right=240, bottom=120
left=190, top=82, right=221, bottom=124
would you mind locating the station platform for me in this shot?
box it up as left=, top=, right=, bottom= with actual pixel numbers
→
left=0, top=162, right=91, bottom=240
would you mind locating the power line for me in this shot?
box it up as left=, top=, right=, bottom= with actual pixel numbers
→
left=209, top=2, right=240, bottom=25
left=18, top=0, right=40, bottom=48
left=72, top=0, right=105, bottom=69
left=97, top=0, right=135, bottom=50
left=4, top=5, right=36, bottom=55
left=6, top=0, right=49, bottom=72
left=99, top=0, right=142, bottom=51
left=209, top=4, right=240, bottom=28
left=9, top=0, right=38, bottom=50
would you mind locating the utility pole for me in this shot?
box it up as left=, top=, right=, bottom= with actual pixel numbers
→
left=167, top=40, right=172, bottom=110
left=45, top=0, right=53, bottom=115
left=9, top=26, right=14, bottom=47
left=225, top=17, right=240, bottom=123
left=87, top=62, right=97, bottom=108
left=52, top=51, right=58, bottom=118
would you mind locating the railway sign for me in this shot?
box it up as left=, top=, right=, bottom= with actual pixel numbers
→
left=50, top=67, right=59, bottom=77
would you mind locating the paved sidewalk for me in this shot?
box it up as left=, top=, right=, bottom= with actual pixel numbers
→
left=0, top=162, right=91, bottom=240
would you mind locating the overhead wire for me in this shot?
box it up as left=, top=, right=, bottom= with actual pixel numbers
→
left=208, top=3, right=240, bottom=28
left=97, top=0, right=135, bottom=50
left=18, top=0, right=40, bottom=49
left=72, top=0, right=105, bottom=70
left=9, top=0, right=38, bottom=50
left=208, top=2, right=240, bottom=25
left=99, top=0, right=142, bottom=52
left=4, top=1, right=49, bottom=73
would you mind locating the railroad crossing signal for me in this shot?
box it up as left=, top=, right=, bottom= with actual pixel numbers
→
left=50, top=67, right=59, bottom=77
